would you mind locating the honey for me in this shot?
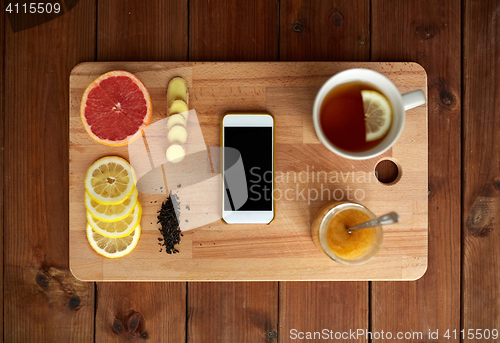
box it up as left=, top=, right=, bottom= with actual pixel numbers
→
left=311, top=202, right=383, bottom=264
left=325, top=209, right=375, bottom=259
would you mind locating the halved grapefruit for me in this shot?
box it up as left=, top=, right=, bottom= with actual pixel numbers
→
left=80, top=71, right=152, bottom=146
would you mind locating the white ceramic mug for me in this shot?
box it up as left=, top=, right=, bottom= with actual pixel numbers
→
left=313, top=68, right=426, bottom=160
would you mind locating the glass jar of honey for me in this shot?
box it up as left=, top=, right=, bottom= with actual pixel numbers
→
left=311, top=202, right=383, bottom=265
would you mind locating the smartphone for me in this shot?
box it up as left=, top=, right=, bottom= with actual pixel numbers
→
left=222, top=113, right=275, bottom=224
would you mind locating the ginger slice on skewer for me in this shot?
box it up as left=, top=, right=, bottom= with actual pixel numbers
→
left=167, top=113, right=186, bottom=130
left=169, top=99, right=189, bottom=120
left=168, top=125, right=188, bottom=144
left=166, top=144, right=185, bottom=164
left=167, top=77, right=188, bottom=108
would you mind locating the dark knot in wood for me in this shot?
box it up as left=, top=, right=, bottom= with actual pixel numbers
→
left=416, top=26, right=435, bottom=41
left=440, top=89, right=454, bottom=106
left=127, top=312, right=141, bottom=333
left=428, top=185, right=434, bottom=200
left=291, top=22, right=303, bottom=33
left=432, top=78, right=457, bottom=110
left=35, top=273, right=49, bottom=290
left=331, top=11, right=344, bottom=27
left=494, top=178, right=500, bottom=190
left=424, top=27, right=433, bottom=39
left=69, top=295, right=80, bottom=309
left=268, top=331, right=278, bottom=339
left=466, top=198, right=495, bottom=237
left=140, top=331, right=149, bottom=339
left=113, top=317, right=125, bottom=334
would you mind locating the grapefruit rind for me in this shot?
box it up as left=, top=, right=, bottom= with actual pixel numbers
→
left=80, top=70, right=152, bottom=147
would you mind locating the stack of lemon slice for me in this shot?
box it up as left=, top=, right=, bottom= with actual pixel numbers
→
left=84, top=156, right=142, bottom=258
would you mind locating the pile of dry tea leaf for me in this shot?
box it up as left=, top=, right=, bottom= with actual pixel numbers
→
left=157, top=192, right=182, bottom=254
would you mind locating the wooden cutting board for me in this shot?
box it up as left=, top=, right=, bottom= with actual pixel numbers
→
left=69, top=62, right=428, bottom=281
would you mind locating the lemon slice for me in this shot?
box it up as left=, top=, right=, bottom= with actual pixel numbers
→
left=87, top=202, right=142, bottom=238
left=87, top=223, right=141, bottom=258
left=361, top=90, right=393, bottom=142
left=85, top=156, right=136, bottom=205
left=84, top=188, right=138, bottom=222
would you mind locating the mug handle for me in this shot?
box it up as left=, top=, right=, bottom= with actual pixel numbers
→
left=402, top=90, right=426, bottom=111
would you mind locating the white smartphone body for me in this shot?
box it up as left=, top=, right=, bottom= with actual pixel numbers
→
left=222, top=113, right=275, bottom=224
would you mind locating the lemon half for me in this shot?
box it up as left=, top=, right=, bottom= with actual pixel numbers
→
left=87, top=202, right=142, bottom=238
left=86, top=223, right=141, bottom=258
left=84, top=156, right=136, bottom=205
left=361, top=90, right=393, bottom=142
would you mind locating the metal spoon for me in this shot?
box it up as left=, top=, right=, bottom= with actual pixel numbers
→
left=346, top=212, right=400, bottom=234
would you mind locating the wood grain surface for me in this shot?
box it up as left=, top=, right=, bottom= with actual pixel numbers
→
left=279, top=0, right=370, bottom=62
left=463, top=0, right=500, bottom=338
left=69, top=61, right=427, bottom=282
left=188, top=3, right=279, bottom=342
left=187, top=4, right=279, bottom=343
left=5, top=0, right=495, bottom=342
left=97, top=0, right=188, bottom=62
left=280, top=282, right=369, bottom=343
left=95, top=283, right=186, bottom=342
left=94, top=1, right=188, bottom=342
left=187, top=282, right=278, bottom=342
left=3, top=1, right=96, bottom=342
left=279, top=2, right=370, bottom=342
left=371, top=0, right=461, bottom=340
left=189, top=0, right=279, bottom=62
left=0, top=6, right=4, bottom=341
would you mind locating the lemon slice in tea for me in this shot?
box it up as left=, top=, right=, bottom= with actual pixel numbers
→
left=87, top=223, right=141, bottom=258
left=84, top=188, right=138, bottom=222
left=87, top=202, right=142, bottom=238
left=361, top=90, right=393, bottom=142
left=85, top=156, right=136, bottom=205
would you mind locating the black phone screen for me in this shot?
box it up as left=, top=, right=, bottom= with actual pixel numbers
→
left=223, top=126, right=273, bottom=211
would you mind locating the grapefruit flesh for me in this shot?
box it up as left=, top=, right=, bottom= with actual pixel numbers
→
left=81, top=71, right=152, bottom=146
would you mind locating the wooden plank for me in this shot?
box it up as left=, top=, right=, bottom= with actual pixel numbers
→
left=94, top=1, right=188, bottom=342
left=278, top=1, right=370, bottom=342
left=463, top=0, right=500, bottom=339
left=189, top=0, right=279, bottom=61
left=3, top=1, right=96, bottom=342
left=95, top=283, right=186, bottom=342
left=280, top=282, right=368, bottom=342
left=188, top=1, right=279, bottom=341
left=280, top=0, right=370, bottom=61
left=188, top=282, right=278, bottom=342
left=0, top=6, right=4, bottom=342
left=97, top=0, right=187, bottom=61
left=371, top=1, right=461, bottom=340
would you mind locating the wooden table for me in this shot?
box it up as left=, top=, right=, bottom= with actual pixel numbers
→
left=2, top=0, right=495, bottom=341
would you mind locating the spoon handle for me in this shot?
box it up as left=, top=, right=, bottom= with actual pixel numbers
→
left=348, top=212, right=400, bottom=232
